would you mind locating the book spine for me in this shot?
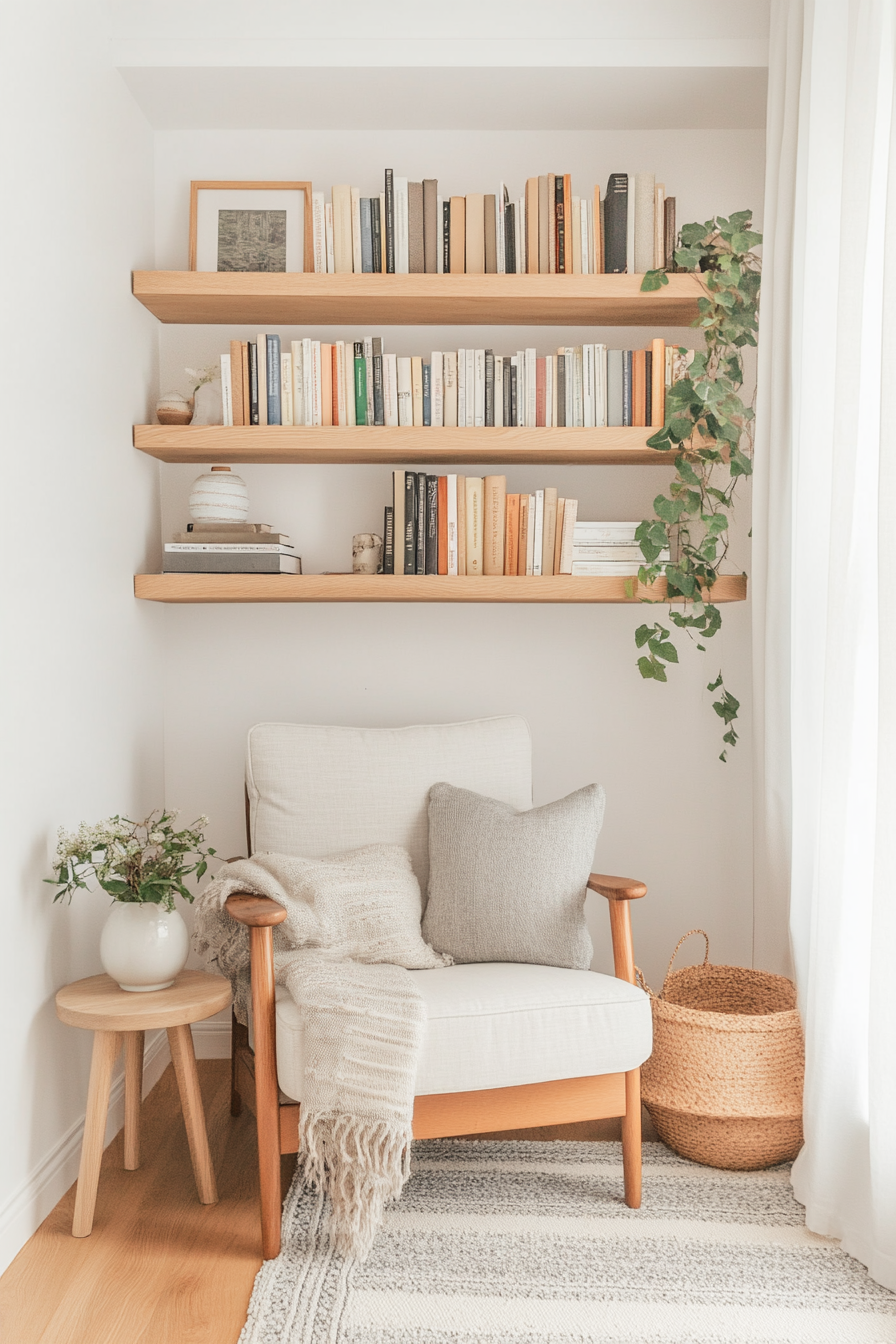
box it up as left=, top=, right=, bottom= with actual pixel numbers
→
left=535, top=357, right=545, bottom=427
left=632, top=349, right=645, bottom=427
left=449, top=196, right=465, bottom=273
left=408, top=181, right=424, bottom=274
left=555, top=175, right=565, bottom=274
left=466, top=348, right=475, bottom=427
left=526, top=176, right=539, bottom=273
left=431, top=352, right=444, bottom=427
left=305, top=338, right=316, bottom=426
left=664, top=196, right=677, bottom=270
left=165, top=543, right=295, bottom=554
left=607, top=348, right=623, bottom=426
left=383, top=352, right=398, bottom=427
left=280, top=350, right=293, bottom=425
left=383, top=505, right=394, bottom=573
left=496, top=183, right=506, bottom=275
left=395, top=178, right=409, bottom=273
left=415, top=472, right=426, bottom=573
left=547, top=174, right=556, bottom=271
left=542, top=487, right=558, bottom=576
left=516, top=197, right=524, bottom=276
left=425, top=475, right=439, bottom=573
left=545, top=354, right=554, bottom=427
left=654, top=182, right=665, bottom=270
left=397, top=356, right=412, bottom=426
left=446, top=474, right=458, bottom=575
left=525, top=493, right=536, bottom=574
left=351, top=187, right=362, bottom=273
left=484, top=349, right=494, bottom=427
left=651, top=338, right=666, bottom=426
left=505, top=199, right=516, bottom=273
left=518, top=494, right=530, bottom=574
left=360, top=198, right=373, bottom=273
left=510, top=358, right=518, bottom=427
left=332, top=185, right=352, bottom=273
left=334, top=342, right=345, bottom=426
left=455, top=474, right=466, bottom=573
left=538, top=175, right=550, bottom=273
left=526, top=348, right=537, bottom=428
left=623, top=350, right=633, bottom=427
left=353, top=343, right=367, bottom=426
left=645, top=349, right=653, bottom=426
left=557, top=354, right=566, bottom=427
left=594, top=186, right=603, bottom=273
left=494, top=356, right=504, bottom=427
left=320, top=342, right=332, bottom=426
left=229, top=340, right=243, bottom=426
left=582, top=345, right=594, bottom=428
left=554, top=498, right=565, bottom=574
left=437, top=475, right=448, bottom=574
left=437, top=197, right=444, bottom=273
left=371, top=198, right=382, bottom=273
left=626, top=174, right=636, bottom=274
left=392, top=470, right=404, bottom=578
left=484, top=194, right=497, bottom=273
left=423, top=178, right=439, bottom=273
left=422, top=362, right=431, bottom=427
left=503, top=359, right=512, bottom=427
left=443, top=351, right=458, bottom=427
left=532, top=489, right=544, bottom=575
left=634, top=172, right=655, bottom=274
left=465, top=193, right=485, bottom=274
left=504, top=493, right=520, bottom=576
left=372, top=337, right=384, bottom=426
left=558, top=498, right=578, bottom=573
left=411, top=355, right=424, bottom=426
left=220, top=353, right=233, bottom=427
left=457, top=348, right=466, bottom=429
left=474, top=348, right=485, bottom=428
left=363, top=337, right=374, bottom=425
left=574, top=346, right=583, bottom=427
left=483, top=474, right=506, bottom=576
left=604, top=173, right=628, bottom=274
left=465, top=477, right=483, bottom=576
left=290, top=341, right=303, bottom=427
left=240, top=341, right=250, bottom=425
left=325, top=201, right=335, bottom=273
left=442, top=200, right=451, bottom=273
left=385, top=168, right=395, bottom=274
left=312, top=192, right=325, bottom=273
left=404, top=471, right=416, bottom=574
left=563, top=175, right=572, bottom=273
left=256, top=333, right=268, bottom=425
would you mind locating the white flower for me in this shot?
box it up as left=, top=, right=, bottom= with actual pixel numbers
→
left=148, top=831, right=165, bottom=844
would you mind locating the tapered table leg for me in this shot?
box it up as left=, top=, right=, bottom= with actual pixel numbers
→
left=167, top=1023, right=218, bottom=1204
left=72, top=1030, right=122, bottom=1237
left=123, top=1031, right=144, bottom=1170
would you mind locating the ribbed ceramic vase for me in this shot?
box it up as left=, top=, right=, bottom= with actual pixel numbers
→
left=99, top=903, right=189, bottom=992
left=188, top=465, right=249, bottom=521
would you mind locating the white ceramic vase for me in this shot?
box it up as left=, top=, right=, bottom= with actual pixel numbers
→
left=189, top=465, right=250, bottom=521
left=99, top=903, right=190, bottom=992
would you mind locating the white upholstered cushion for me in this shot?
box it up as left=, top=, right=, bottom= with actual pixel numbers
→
left=247, top=717, right=533, bottom=891
left=274, top=962, right=652, bottom=1101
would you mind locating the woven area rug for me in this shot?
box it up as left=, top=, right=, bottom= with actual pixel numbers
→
left=239, top=1140, right=896, bottom=1344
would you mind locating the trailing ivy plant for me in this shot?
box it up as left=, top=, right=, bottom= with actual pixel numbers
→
left=636, top=211, right=761, bottom=760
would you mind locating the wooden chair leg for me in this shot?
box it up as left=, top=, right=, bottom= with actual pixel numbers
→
left=251, top=925, right=283, bottom=1260
left=621, top=1067, right=642, bottom=1209
left=72, top=1030, right=122, bottom=1237
left=168, top=1023, right=218, bottom=1205
left=123, top=1031, right=144, bottom=1170
left=230, top=1009, right=243, bottom=1117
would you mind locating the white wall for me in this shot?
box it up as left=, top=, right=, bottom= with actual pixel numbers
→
left=153, top=128, right=763, bottom=991
left=0, top=4, right=164, bottom=1274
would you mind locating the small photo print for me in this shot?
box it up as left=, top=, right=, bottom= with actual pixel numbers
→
left=217, top=209, right=287, bottom=272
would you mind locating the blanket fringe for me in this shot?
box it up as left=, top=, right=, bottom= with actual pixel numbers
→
left=299, top=1111, right=412, bottom=1260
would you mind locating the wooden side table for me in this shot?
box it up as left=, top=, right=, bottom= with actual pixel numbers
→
left=56, top=968, right=232, bottom=1237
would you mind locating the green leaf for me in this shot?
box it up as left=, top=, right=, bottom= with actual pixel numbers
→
left=640, top=269, right=669, bottom=291
left=635, top=624, right=653, bottom=648
left=707, top=672, right=724, bottom=692
left=652, top=641, right=679, bottom=664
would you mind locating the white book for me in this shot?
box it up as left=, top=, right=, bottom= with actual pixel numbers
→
left=397, top=356, right=413, bottom=426
left=457, top=349, right=466, bottom=428
left=465, top=348, right=475, bottom=427
left=280, top=350, right=293, bottom=425
left=575, top=521, right=641, bottom=539
left=447, top=474, right=458, bottom=575
left=301, top=338, right=313, bottom=426
left=220, top=353, right=233, bottom=426
left=311, top=340, right=322, bottom=426
left=655, top=182, right=665, bottom=269
left=582, top=344, right=594, bottom=428
left=544, top=354, right=553, bottom=427
left=564, top=346, right=575, bottom=427
left=665, top=345, right=675, bottom=386
left=515, top=198, right=524, bottom=278
left=334, top=341, right=347, bottom=425
left=572, top=561, right=644, bottom=576
left=383, top=352, right=398, bottom=426
left=532, top=489, right=544, bottom=576
left=165, top=543, right=295, bottom=554
left=516, top=351, right=525, bottom=426
left=290, top=341, right=304, bottom=427
left=594, top=344, right=607, bottom=427
left=474, top=349, right=485, bottom=427
left=379, top=193, right=386, bottom=272
left=394, top=177, right=409, bottom=273
left=626, top=174, right=635, bottom=274
left=586, top=198, right=595, bottom=275
left=494, top=355, right=504, bottom=427
left=443, top=351, right=458, bottom=427
left=496, top=183, right=506, bottom=274
left=510, top=356, right=519, bottom=425
left=581, top=199, right=590, bottom=275
left=325, top=202, right=335, bottom=273
left=573, top=545, right=668, bottom=561
left=344, top=343, right=356, bottom=426
left=256, top=333, right=267, bottom=426
left=436, top=198, right=444, bottom=274
left=571, top=197, right=580, bottom=273
left=558, top=498, right=578, bottom=573
left=431, top=352, right=444, bottom=427
left=312, top=192, right=326, bottom=273
left=351, top=187, right=363, bottom=274
left=574, top=347, right=584, bottom=427
left=526, top=348, right=536, bottom=428
left=525, top=493, right=536, bottom=574
left=551, top=354, right=559, bottom=425
left=363, top=337, right=375, bottom=426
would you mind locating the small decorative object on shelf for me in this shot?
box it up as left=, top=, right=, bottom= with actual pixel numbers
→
left=189, top=465, right=249, bottom=521
left=156, top=393, right=193, bottom=426
left=46, top=810, right=216, bottom=992
left=352, top=533, right=383, bottom=574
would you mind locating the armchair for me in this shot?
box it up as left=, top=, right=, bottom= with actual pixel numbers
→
left=226, top=717, right=651, bottom=1259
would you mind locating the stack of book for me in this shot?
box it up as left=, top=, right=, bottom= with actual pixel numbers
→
left=219, top=338, right=694, bottom=430
left=571, top=522, right=669, bottom=576
left=162, top=521, right=301, bottom=574
left=310, top=171, right=674, bottom=276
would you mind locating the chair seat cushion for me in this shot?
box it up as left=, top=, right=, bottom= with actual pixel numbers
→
left=274, top=961, right=652, bottom=1101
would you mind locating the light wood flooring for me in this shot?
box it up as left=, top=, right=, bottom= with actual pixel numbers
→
left=0, top=1059, right=656, bottom=1344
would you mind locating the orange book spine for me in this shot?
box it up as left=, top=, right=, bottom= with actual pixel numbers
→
left=449, top=197, right=465, bottom=274
left=517, top=494, right=530, bottom=575
left=526, top=177, right=539, bottom=274
left=632, top=349, right=646, bottom=428
left=229, top=340, right=244, bottom=426
left=437, top=476, right=448, bottom=574
left=332, top=345, right=340, bottom=425
left=593, top=186, right=603, bottom=274
left=320, top=344, right=333, bottom=426
left=240, top=342, right=250, bottom=424
left=562, top=175, right=572, bottom=274
left=504, top=494, right=520, bottom=576
left=553, top=498, right=566, bottom=575
left=651, top=338, right=666, bottom=427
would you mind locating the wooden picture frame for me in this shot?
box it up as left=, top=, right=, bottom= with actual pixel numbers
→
left=189, top=180, right=314, bottom=275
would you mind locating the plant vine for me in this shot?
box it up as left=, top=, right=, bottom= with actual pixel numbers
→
left=637, top=211, right=761, bottom=760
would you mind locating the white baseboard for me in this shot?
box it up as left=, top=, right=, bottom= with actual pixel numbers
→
left=0, top=1016, right=233, bottom=1277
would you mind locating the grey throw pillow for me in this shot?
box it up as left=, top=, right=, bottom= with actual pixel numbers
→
left=422, top=781, right=605, bottom=969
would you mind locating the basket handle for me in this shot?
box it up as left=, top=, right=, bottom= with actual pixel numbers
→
left=662, top=929, right=710, bottom=995
left=634, top=965, right=653, bottom=997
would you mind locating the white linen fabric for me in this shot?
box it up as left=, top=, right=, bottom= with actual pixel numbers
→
left=193, top=846, right=451, bottom=1259
left=275, top=962, right=652, bottom=1101
left=758, top=0, right=896, bottom=1290
left=246, top=717, right=533, bottom=893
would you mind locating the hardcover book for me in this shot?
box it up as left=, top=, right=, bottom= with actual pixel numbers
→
left=415, top=472, right=426, bottom=573
left=423, top=179, right=439, bottom=273
left=384, top=169, right=395, bottom=273
left=403, top=471, right=416, bottom=575
left=604, top=172, right=628, bottom=273
left=425, top=475, right=439, bottom=574
left=383, top=505, right=394, bottom=573
left=408, top=181, right=424, bottom=273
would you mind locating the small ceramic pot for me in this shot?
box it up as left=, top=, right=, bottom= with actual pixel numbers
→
left=157, top=393, right=193, bottom=426
left=99, top=903, right=190, bottom=992
left=352, top=533, right=384, bottom=574
left=189, top=465, right=250, bottom=521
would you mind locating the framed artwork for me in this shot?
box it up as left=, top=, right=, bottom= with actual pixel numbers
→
left=189, top=181, right=314, bottom=274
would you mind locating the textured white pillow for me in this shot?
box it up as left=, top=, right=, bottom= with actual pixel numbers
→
left=253, top=845, right=452, bottom=969
left=422, top=782, right=605, bottom=969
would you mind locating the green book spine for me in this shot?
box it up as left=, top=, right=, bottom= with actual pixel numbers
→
left=353, top=343, right=367, bottom=425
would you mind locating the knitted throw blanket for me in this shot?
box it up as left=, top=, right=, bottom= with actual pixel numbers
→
left=192, top=848, right=451, bottom=1259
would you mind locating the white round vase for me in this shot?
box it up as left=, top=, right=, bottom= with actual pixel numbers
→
left=189, top=465, right=250, bottom=522
left=99, top=904, right=190, bottom=992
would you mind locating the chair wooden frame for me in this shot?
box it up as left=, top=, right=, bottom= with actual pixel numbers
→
left=227, top=871, right=647, bottom=1260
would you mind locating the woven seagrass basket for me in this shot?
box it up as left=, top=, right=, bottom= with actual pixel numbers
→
left=638, top=930, right=805, bottom=1170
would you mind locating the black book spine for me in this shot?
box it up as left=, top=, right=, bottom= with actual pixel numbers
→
left=425, top=475, right=439, bottom=574
left=404, top=471, right=417, bottom=574
left=372, top=337, right=384, bottom=426
left=503, top=360, right=512, bottom=426
left=422, top=362, right=432, bottom=426
left=557, top=355, right=566, bottom=427
left=510, top=363, right=518, bottom=427
left=505, top=202, right=516, bottom=274
left=415, top=472, right=426, bottom=574
left=371, top=198, right=382, bottom=273
left=385, top=169, right=395, bottom=274
left=555, top=175, right=566, bottom=275
left=442, top=200, right=450, bottom=272
left=248, top=341, right=259, bottom=425
left=484, top=350, right=494, bottom=427
left=383, top=506, right=394, bottom=573
left=645, top=351, right=653, bottom=426
left=604, top=172, right=628, bottom=274
left=623, top=350, right=633, bottom=427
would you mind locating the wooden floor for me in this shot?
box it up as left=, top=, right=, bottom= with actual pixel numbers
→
left=0, top=1059, right=656, bottom=1344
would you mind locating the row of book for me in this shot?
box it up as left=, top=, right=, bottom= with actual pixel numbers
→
left=311, top=172, right=674, bottom=276
left=382, top=473, right=669, bottom=577
left=220, top=337, right=696, bottom=430
left=162, top=521, right=301, bottom=573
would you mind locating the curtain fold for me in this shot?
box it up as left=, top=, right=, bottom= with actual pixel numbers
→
left=760, top=0, right=896, bottom=1290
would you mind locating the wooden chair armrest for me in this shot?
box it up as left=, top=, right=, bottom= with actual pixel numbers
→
left=587, top=873, right=647, bottom=901
left=225, top=893, right=287, bottom=927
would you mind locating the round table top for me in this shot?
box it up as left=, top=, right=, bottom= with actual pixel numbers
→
left=55, top=969, right=232, bottom=1032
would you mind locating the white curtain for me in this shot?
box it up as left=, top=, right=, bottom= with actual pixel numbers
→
left=758, top=0, right=896, bottom=1290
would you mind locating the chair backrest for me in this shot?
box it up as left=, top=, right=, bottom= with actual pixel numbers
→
left=246, top=716, right=532, bottom=890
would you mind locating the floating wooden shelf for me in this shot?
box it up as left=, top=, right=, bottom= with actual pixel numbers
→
left=134, top=573, right=747, bottom=605
left=133, top=424, right=675, bottom=466
left=131, top=272, right=705, bottom=327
